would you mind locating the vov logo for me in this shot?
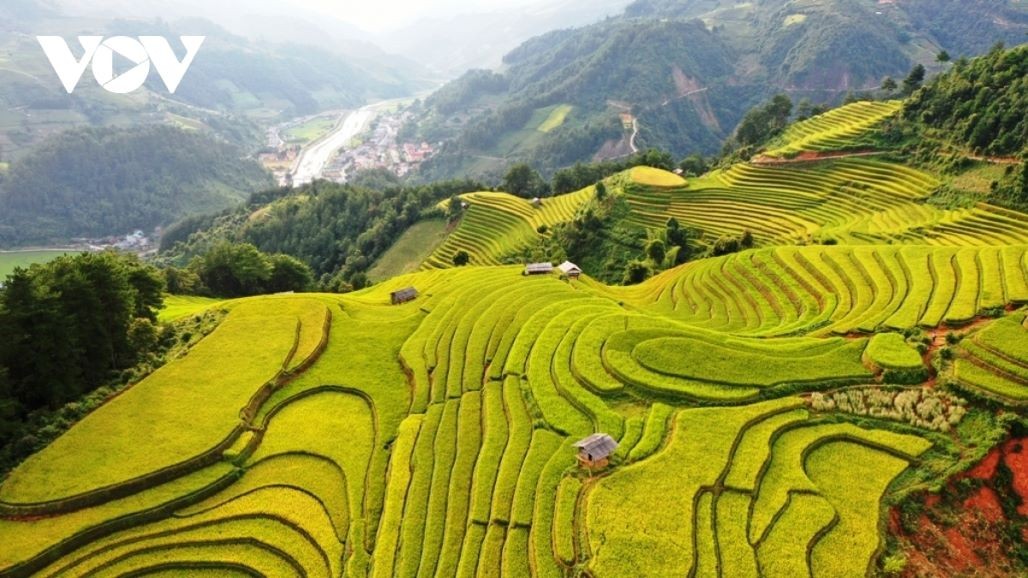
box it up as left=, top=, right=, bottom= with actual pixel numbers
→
left=37, top=36, right=205, bottom=94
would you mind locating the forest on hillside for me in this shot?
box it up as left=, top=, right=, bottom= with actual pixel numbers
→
left=0, top=126, right=271, bottom=245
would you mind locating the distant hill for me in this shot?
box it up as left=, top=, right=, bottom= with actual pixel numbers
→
left=408, top=0, right=1028, bottom=181
left=0, top=2, right=427, bottom=159
left=0, top=0, right=431, bottom=246
left=0, top=126, right=271, bottom=245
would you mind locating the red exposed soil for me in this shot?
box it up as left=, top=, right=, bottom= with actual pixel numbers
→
left=963, top=486, right=1005, bottom=522
left=967, top=448, right=1001, bottom=479
left=890, top=436, right=1028, bottom=578
left=942, top=524, right=982, bottom=570
left=1003, top=439, right=1028, bottom=516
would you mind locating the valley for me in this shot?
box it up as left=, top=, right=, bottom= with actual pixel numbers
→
left=0, top=2, right=1026, bottom=577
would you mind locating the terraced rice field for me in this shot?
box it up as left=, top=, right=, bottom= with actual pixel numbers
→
left=622, top=244, right=1028, bottom=337
left=622, top=160, right=1028, bottom=248
left=762, top=100, right=902, bottom=158
left=954, top=312, right=1028, bottom=404
left=2, top=105, right=1026, bottom=577
left=423, top=187, right=594, bottom=268
left=425, top=153, right=1027, bottom=269
left=4, top=254, right=1024, bottom=577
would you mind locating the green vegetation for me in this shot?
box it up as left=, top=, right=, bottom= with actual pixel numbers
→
left=0, top=126, right=271, bottom=245
left=0, top=249, right=68, bottom=279
left=183, top=242, right=316, bottom=297
left=160, top=176, right=485, bottom=289
left=904, top=44, right=1027, bottom=157
left=538, top=105, right=573, bottom=133
left=368, top=218, right=449, bottom=280
left=3, top=46, right=1028, bottom=577
left=282, top=116, right=336, bottom=144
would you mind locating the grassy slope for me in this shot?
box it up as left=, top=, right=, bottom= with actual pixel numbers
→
left=368, top=218, right=450, bottom=280
left=158, top=295, right=227, bottom=323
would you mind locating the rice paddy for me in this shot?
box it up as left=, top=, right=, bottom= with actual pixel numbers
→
left=1, top=105, right=1026, bottom=577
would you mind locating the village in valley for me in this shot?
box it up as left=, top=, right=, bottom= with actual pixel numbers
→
left=260, top=105, right=437, bottom=186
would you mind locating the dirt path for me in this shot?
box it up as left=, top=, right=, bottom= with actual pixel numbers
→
left=750, top=149, right=886, bottom=165
left=967, top=154, right=1021, bottom=165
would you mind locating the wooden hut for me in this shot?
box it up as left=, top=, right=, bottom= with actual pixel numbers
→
left=574, top=433, right=618, bottom=468
left=390, top=287, right=419, bottom=305
left=524, top=262, right=554, bottom=275
left=558, top=261, right=583, bottom=279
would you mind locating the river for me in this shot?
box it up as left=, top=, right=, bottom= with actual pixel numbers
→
left=290, top=106, right=375, bottom=186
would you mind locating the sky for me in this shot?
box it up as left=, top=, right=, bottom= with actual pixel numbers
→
left=299, top=0, right=537, bottom=32
left=55, top=0, right=545, bottom=34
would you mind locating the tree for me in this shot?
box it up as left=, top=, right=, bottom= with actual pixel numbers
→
left=349, top=272, right=370, bottom=290
left=164, top=266, right=203, bottom=295
left=734, top=95, right=793, bottom=148
left=741, top=230, right=755, bottom=248
left=645, top=239, right=666, bottom=264
left=881, top=77, right=898, bottom=95
left=678, top=154, right=707, bottom=176
left=502, top=163, right=548, bottom=198
left=666, top=217, right=692, bottom=264
left=0, top=251, right=164, bottom=415
left=622, top=260, right=652, bottom=285
left=902, top=64, right=926, bottom=95
left=447, top=195, right=464, bottom=220
left=267, top=254, right=314, bottom=293
left=194, top=242, right=273, bottom=297
left=453, top=250, right=470, bottom=266
left=126, top=318, right=160, bottom=356
left=795, top=99, right=814, bottom=121
left=936, top=50, right=951, bottom=63
left=595, top=181, right=607, bottom=200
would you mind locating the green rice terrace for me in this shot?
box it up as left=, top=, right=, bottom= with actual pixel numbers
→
left=2, top=101, right=1027, bottom=577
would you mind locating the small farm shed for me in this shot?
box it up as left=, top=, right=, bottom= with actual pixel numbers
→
left=574, top=433, right=618, bottom=468
left=524, top=262, right=554, bottom=275
left=558, top=261, right=582, bottom=279
left=390, top=287, right=419, bottom=305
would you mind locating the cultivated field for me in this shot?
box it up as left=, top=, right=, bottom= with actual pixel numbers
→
left=2, top=257, right=1023, bottom=576
left=1, top=103, right=1026, bottom=577
left=423, top=187, right=595, bottom=268
left=762, top=100, right=902, bottom=158
left=0, top=249, right=71, bottom=279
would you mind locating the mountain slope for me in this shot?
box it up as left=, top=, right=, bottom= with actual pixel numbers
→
left=0, top=2, right=427, bottom=158
left=0, top=126, right=271, bottom=244
left=409, top=0, right=1028, bottom=180
left=2, top=40, right=1028, bottom=578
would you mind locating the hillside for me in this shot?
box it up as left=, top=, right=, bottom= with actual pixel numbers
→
left=0, top=253, right=1023, bottom=576
left=400, top=99, right=1027, bottom=285
left=0, top=126, right=272, bottom=245
left=0, top=2, right=426, bottom=159
left=408, top=0, right=1028, bottom=180
left=7, top=47, right=1026, bottom=577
